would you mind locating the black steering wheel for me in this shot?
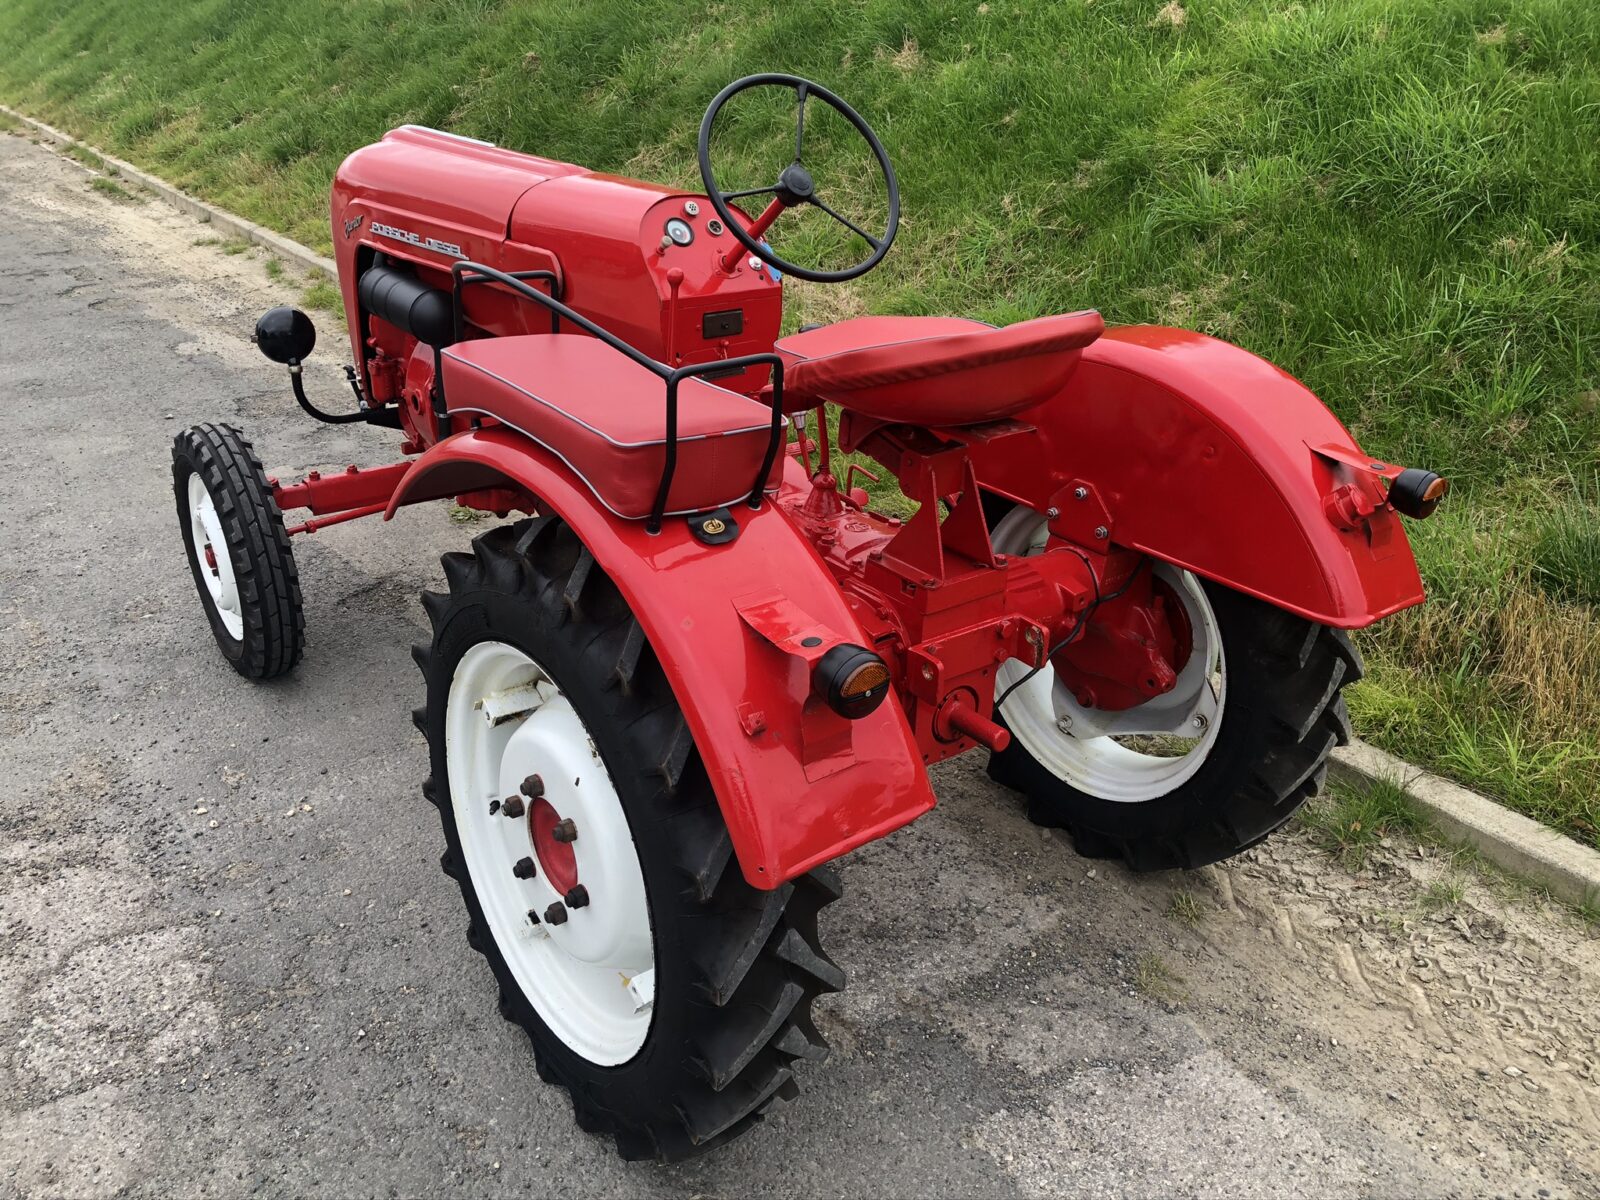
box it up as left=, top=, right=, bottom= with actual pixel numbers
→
left=698, top=73, right=900, bottom=284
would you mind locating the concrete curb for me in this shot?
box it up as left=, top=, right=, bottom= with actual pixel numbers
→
left=10, top=104, right=1598, bottom=912
left=1, top=104, right=336, bottom=279
left=1331, top=741, right=1600, bottom=910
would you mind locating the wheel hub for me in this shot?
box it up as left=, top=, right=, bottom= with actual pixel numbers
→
left=990, top=508, right=1227, bottom=802
left=528, top=795, right=578, bottom=894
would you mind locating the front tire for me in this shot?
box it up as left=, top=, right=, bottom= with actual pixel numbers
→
left=986, top=505, right=1361, bottom=871
left=171, top=423, right=303, bottom=679
left=415, top=517, right=842, bottom=1161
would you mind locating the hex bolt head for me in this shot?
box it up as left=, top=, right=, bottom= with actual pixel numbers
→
left=1046, top=506, right=1060, bottom=520
left=1073, top=486, right=1089, bottom=501
left=520, top=774, right=545, bottom=799
left=1056, top=716, right=1073, bottom=733
left=551, top=817, right=578, bottom=844
left=1093, top=525, right=1109, bottom=540
left=544, top=901, right=569, bottom=925
left=512, top=856, right=537, bottom=880
left=565, top=884, right=590, bottom=909
left=501, top=795, right=526, bottom=819
left=1192, top=714, right=1209, bottom=730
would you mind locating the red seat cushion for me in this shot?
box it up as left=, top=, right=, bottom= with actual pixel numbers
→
left=442, top=335, right=783, bottom=520
left=774, top=312, right=1105, bottom=425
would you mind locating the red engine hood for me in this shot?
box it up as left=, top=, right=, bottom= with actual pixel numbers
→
left=334, top=125, right=588, bottom=242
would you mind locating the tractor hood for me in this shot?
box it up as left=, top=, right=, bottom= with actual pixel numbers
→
left=332, top=125, right=587, bottom=245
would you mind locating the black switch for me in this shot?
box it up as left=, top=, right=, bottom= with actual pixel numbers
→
left=702, top=309, right=743, bottom=339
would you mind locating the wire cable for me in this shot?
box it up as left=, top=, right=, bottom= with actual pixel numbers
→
left=993, top=555, right=1149, bottom=715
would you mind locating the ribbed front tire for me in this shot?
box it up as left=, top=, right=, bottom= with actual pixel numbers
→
left=414, top=516, right=842, bottom=1160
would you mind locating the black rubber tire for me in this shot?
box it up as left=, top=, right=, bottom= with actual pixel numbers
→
left=414, top=516, right=843, bottom=1161
left=988, top=577, right=1362, bottom=872
left=171, top=422, right=304, bottom=679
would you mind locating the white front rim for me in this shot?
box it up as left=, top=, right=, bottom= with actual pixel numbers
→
left=992, top=508, right=1226, bottom=803
left=186, top=473, right=244, bottom=640
left=446, top=640, right=654, bottom=1065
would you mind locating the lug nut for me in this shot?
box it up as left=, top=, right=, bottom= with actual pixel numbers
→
left=512, top=856, right=537, bottom=880
left=520, top=774, right=545, bottom=799
left=544, top=901, right=569, bottom=925
left=551, top=817, right=578, bottom=844
left=565, top=884, right=590, bottom=909
left=501, top=795, right=526, bottom=819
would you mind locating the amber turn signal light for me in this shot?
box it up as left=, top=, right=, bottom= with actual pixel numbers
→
left=812, top=644, right=891, bottom=720
left=1388, top=468, right=1449, bottom=520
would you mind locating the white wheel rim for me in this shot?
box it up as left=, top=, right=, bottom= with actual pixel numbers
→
left=992, top=508, right=1226, bottom=803
left=186, top=473, right=244, bottom=640
left=446, top=640, right=654, bottom=1065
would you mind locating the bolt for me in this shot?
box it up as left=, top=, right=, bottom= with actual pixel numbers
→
left=544, top=901, right=569, bottom=925
left=921, top=664, right=935, bottom=682
left=501, top=795, right=526, bottom=819
left=512, top=857, right=537, bottom=880
left=488, top=798, right=501, bottom=815
left=526, top=908, right=541, bottom=925
left=520, top=774, right=545, bottom=799
left=1093, top=524, right=1109, bottom=540
left=1192, top=714, right=1209, bottom=730
left=1073, top=486, right=1088, bottom=501
left=1046, top=506, right=1060, bottom=520
left=565, top=885, right=590, bottom=909
left=552, top=817, right=578, bottom=844
left=1057, top=716, right=1073, bottom=733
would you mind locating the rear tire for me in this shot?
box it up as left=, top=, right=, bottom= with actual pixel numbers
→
left=171, top=422, right=303, bottom=679
left=414, top=516, right=842, bottom=1161
left=985, top=504, right=1360, bottom=871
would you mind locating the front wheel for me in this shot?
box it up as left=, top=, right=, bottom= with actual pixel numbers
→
left=415, top=517, right=842, bottom=1161
left=986, top=505, right=1361, bottom=871
left=171, top=423, right=303, bottom=679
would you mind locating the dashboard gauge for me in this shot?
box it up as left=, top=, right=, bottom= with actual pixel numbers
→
left=665, top=217, right=694, bottom=246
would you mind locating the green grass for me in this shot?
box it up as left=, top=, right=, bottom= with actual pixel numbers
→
left=1299, top=775, right=1429, bottom=870
left=88, top=174, right=137, bottom=201
left=2, top=0, right=1597, bottom=843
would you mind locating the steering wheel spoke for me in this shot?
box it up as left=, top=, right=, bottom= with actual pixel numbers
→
left=809, top=195, right=882, bottom=250
left=794, top=81, right=808, bottom=162
left=698, top=72, right=900, bottom=283
left=720, top=185, right=779, bottom=202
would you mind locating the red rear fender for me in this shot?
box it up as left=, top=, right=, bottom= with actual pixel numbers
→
left=968, top=327, right=1426, bottom=628
left=388, top=429, right=935, bottom=887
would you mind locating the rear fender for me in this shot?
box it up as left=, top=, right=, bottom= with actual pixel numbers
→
left=389, top=428, right=935, bottom=888
left=968, top=327, right=1425, bottom=628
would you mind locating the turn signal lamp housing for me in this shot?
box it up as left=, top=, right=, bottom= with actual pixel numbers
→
left=812, top=644, right=891, bottom=719
left=1388, top=468, right=1449, bottom=520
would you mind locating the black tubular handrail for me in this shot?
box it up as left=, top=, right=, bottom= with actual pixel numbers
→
left=447, top=261, right=785, bottom=533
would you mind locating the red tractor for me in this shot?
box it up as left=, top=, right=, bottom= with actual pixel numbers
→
left=172, top=75, right=1446, bottom=1159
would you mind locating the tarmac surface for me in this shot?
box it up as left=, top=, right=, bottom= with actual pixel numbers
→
left=3, top=131, right=1597, bottom=1198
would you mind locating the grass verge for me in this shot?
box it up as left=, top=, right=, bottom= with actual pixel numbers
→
left=1, top=0, right=1595, bottom=843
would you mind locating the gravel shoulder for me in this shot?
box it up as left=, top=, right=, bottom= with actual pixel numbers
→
left=1, top=131, right=1596, bottom=1199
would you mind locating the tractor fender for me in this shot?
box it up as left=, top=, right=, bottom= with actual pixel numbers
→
left=387, top=428, right=935, bottom=888
left=968, top=326, right=1425, bottom=628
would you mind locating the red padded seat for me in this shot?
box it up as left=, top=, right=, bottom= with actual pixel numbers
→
left=441, top=335, right=783, bottom=520
left=774, top=312, right=1105, bottom=425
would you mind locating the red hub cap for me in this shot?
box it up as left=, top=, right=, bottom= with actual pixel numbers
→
left=529, top=796, right=578, bottom=894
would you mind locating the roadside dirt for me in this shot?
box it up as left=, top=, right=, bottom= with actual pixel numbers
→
left=2, top=127, right=1597, bottom=1197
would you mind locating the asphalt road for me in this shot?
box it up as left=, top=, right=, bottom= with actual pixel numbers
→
left=2, top=132, right=1595, bottom=1199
